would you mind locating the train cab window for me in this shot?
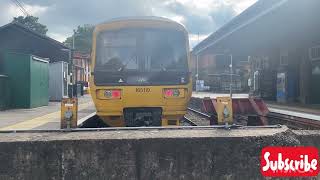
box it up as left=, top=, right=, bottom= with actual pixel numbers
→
left=143, top=30, right=187, bottom=72
left=96, top=30, right=138, bottom=70
left=95, top=28, right=187, bottom=72
left=94, top=27, right=189, bottom=85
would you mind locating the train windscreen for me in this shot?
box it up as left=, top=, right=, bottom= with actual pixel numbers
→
left=94, top=28, right=189, bottom=85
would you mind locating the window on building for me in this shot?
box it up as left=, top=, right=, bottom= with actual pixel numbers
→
left=309, top=46, right=320, bottom=61
left=280, top=55, right=289, bottom=66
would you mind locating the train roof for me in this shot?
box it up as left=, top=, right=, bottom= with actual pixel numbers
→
left=98, top=16, right=186, bottom=29
left=100, top=16, right=175, bottom=24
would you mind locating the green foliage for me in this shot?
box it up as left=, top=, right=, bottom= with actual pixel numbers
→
left=64, top=24, right=94, bottom=53
left=12, top=16, right=48, bottom=35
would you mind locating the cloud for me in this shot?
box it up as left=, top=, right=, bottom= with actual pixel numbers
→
left=18, top=0, right=153, bottom=40
left=0, top=0, right=257, bottom=47
left=153, top=0, right=246, bottom=37
left=0, top=1, right=24, bottom=26
left=24, top=4, right=48, bottom=15
left=189, top=33, right=210, bottom=48
left=210, top=1, right=236, bottom=28
left=0, top=0, right=48, bottom=23
left=228, top=0, right=257, bottom=14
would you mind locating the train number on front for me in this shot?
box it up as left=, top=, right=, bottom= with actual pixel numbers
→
left=136, top=88, right=151, bottom=93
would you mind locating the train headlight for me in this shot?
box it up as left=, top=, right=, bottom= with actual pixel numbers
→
left=97, top=89, right=121, bottom=99
left=105, top=90, right=112, bottom=97
left=164, top=88, right=185, bottom=98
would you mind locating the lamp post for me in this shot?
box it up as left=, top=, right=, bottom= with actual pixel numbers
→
left=223, top=50, right=233, bottom=98
left=229, top=54, right=233, bottom=98
left=72, top=30, right=76, bottom=49
left=195, top=54, right=199, bottom=92
left=196, top=55, right=199, bottom=82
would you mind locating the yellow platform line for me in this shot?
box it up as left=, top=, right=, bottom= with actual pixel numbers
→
left=0, top=102, right=94, bottom=130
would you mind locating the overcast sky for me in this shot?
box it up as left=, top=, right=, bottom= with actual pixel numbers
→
left=0, top=0, right=257, bottom=48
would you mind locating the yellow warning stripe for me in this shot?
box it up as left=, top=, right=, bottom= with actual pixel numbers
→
left=0, top=102, right=93, bottom=130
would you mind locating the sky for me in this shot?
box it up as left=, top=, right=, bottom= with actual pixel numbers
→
left=0, top=0, right=257, bottom=48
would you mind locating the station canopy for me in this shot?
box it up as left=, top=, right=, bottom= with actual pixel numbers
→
left=192, top=0, right=320, bottom=56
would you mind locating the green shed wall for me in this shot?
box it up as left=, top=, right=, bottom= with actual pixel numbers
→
left=3, top=52, right=49, bottom=108
left=30, top=57, right=49, bottom=108
left=0, top=75, right=9, bottom=110
left=3, top=52, right=30, bottom=108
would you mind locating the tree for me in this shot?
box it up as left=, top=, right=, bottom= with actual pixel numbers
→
left=12, top=16, right=48, bottom=35
left=64, top=24, right=94, bottom=53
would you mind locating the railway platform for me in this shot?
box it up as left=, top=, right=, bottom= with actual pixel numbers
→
left=0, top=95, right=95, bottom=130
left=192, top=91, right=249, bottom=99
left=267, top=102, right=320, bottom=115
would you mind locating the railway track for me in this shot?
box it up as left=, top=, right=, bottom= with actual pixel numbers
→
left=68, top=107, right=320, bottom=129
left=187, top=107, right=211, bottom=119
left=186, top=107, right=320, bottom=130
left=183, top=107, right=212, bottom=126
left=181, top=116, right=197, bottom=126
left=267, top=112, right=320, bottom=130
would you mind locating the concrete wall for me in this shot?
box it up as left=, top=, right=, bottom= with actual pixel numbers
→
left=0, top=127, right=319, bottom=180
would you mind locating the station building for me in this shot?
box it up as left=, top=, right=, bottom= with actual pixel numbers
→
left=191, top=0, right=320, bottom=104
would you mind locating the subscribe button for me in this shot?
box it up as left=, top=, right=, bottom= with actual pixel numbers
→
left=261, top=147, right=319, bottom=177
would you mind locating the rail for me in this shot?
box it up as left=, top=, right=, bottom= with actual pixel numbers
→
left=187, top=107, right=212, bottom=118
left=182, top=116, right=198, bottom=126
left=188, top=105, right=320, bottom=129
left=267, top=112, right=320, bottom=130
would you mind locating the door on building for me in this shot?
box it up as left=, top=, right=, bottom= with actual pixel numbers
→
left=311, top=61, right=320, bottom=104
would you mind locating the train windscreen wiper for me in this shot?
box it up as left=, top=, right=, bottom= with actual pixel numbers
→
left=118, top=56, right=137, bottom=71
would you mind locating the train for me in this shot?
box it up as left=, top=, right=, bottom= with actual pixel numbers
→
left=89, top=17, right=192, bottom=127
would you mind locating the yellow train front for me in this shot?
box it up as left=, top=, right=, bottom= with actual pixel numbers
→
left=90, top=17, right=192, bottom=127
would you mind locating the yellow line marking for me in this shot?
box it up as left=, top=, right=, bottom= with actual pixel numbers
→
left=0, top=102, right=94, bottom=130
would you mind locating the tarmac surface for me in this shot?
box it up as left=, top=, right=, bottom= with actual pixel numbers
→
left=0, top=95, right=95, bottom=130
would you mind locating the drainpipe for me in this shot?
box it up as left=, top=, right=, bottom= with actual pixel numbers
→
left=196, top=55, right=199, bottom=92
